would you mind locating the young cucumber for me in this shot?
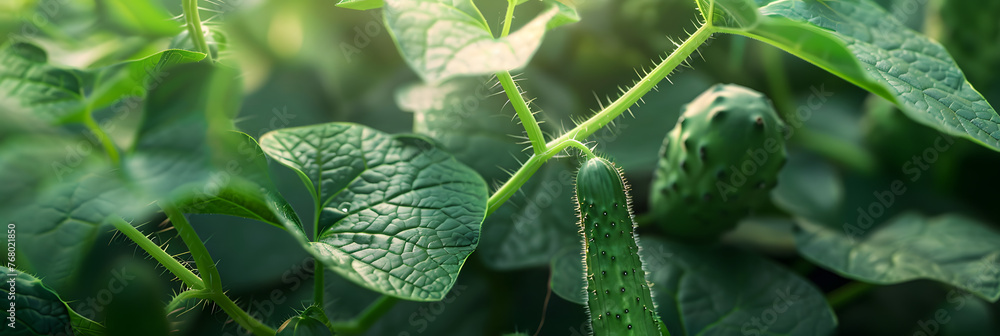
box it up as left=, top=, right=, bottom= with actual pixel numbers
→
left=576, top=157, right=668, bottom=336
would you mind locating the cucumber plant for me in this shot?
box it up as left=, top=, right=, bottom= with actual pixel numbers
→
left=3, top=0, right=1000, bottom=335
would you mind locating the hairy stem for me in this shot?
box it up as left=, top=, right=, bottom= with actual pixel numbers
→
left=160, top=206, right=276, bottom=335
left=501, top=0, right=517, bottom=37
left=496, top=0, right=546, bottom=155
left=84, top=114, right=120, bottom=165
left=182, top=0, right=213, bottom=61
left=498, top=71, right=546, bottom=155
left=109, top=217, right=204, bottom=290
left=211, top=292, right=277, bottom=336
left=162, top=205, right=223, bottom=292
left=487, top=139, right=594, bottom=215
left=330, top=295, right=400, bottom=334
left=165, top=288, right=213, bottom=314
left=547, top=24, right=713, bottom=147
left=487, top=24, right=713, bottom=213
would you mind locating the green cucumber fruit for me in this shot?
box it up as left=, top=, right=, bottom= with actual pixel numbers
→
left=576, top=157, right=667, bottom=336
left=650, top=84, right=787, bottom=240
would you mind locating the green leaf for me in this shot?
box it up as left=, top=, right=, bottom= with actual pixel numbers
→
left=335, top=0, right=384, bottom=10
left=757, top=0, right=1000, bottom=151
left=10, top=167, right=148, bottom=292
left=730, top=16, right=893, bottom=102
left=396, top=77, right=579, bottom=270
left=98, top=0, right=184, bottom=37
left=0, top=42, right=86, bottom=124
left=550, top=237, right=838, bottom=335
left=795, top=212, right=1000, bottom=302
left=84, top=49, right=206, bottom=110
left=175, top=132, right=299, bottom=230
left=644, top=238, right=836, bottom=335
left=259, top=122, right=488, bottom=301
left=0, top=42, right=204, bottom=125
left=383, top=0, right=558, bottom=83
left=1, top=267, right=106, bottom=335
left=126, top=62, right=240, bottom=201
left=546, top=0, right=580, bottom=30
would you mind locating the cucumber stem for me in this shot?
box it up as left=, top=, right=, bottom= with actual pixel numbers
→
left=487, top=23, right=715, bottom=214
left=182, top=0, right=213, bottom=61
left=108, top=217, right=204, bottom=290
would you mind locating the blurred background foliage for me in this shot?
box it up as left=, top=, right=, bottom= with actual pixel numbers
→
left=2, top=0, right=1000, bottom=334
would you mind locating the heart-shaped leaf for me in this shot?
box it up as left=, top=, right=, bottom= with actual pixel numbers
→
left=796, top=212, right=1000, bottom=302
left=260, top=122, right=488, bottom=301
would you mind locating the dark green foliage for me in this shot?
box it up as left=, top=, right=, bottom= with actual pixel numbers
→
left=650, top=84, right=787, bottom=240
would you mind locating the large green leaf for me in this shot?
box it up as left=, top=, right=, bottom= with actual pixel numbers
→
left=0, top=42, right=86, bottom=124
left=175, top=132, right=299, bottom=229
left=643, top=238, right=837, bottom=335
left=383, top=0, right=558, bottom=83
left=129, top=62, right=297, bottom=227
left=796, top=212, right=1000, bottom=302
left=10, top=167, right=148, bottom=292
left=396, top=77, right=580, bottom=270
left=259, top=122, right=488, bottom=301
left=84, top=49, right=206, bottom=109
left=0, top=42, right=204, bottom=125
left=1, top=267, right=106, bottom=335
left=550, top=237, right=838, bottom=335
left=755, top=0, right=1000, bottom=151
left=5, top=63, right=284, bottom=292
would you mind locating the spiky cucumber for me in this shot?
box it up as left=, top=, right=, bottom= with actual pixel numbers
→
left=650, top=84, right=787, bottom=240
left=576, top=157, right=667, bottom=336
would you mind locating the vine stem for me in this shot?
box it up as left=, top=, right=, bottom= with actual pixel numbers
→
left=497, top=71, right=546, bottom=155
left=487, top=139, right=594, bottom=215
left=329, top=295, right=400, bottom=334
left=109, top=217, right=204, bottom=290
left=165, top=288, right=213, bottom=313
left=163, top=205, right=223, bottom=292
left=161, top=206, right=277, bottom=335
left=496, top=0, right=546, bottom=155
left=182, top=0, right=213, bottom=61
left=84, top=113, right=120, bottom=165
left=486, top=24, right=714, bottom=214
left=501, top=0, right=517, bottom=37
